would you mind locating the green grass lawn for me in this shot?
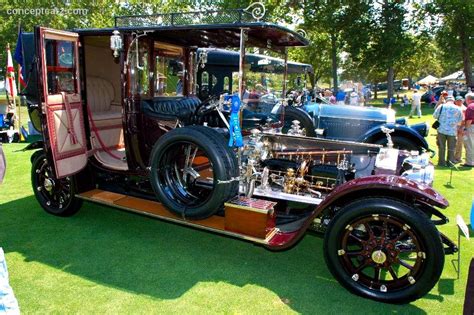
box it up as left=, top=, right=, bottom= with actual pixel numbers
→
left=0, top=104, right=473, bottom=314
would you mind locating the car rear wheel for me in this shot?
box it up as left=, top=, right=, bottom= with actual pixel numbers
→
left=324, top=198, right=444, bottom=303
left=149, top=126, right=238, bottom=219
left=31, top=152, right=82, bottom=216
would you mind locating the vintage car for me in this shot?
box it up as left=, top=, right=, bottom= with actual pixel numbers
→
left=20, top=7, right=456, bottom=304
left=196, top=48, right=430, bottom=152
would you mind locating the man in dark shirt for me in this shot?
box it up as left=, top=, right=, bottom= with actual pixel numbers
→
left=464, top=92, right=474, bottom=167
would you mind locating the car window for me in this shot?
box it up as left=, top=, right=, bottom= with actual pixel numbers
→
left=154, top=42, right=184, bottom=97
left=129, top=39, right=149, bottom=97
left=45, top=39, right=77, bottom=95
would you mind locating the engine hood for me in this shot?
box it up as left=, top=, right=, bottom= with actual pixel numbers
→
left=304, top=102, right=396, bottom=123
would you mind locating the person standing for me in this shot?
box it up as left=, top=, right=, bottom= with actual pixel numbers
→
left=463, top=92, right=474, bottom=167
left=433, top=95, right=463, bottom=166
left=409, top=89, right=422, bottom=118
left=402, top=94, right=409, bottom=107
left=454, top=96, right=467, bottom=163
left=349, top=89, right=359, bottom=106
left=336, top=89, right=345, bottom=105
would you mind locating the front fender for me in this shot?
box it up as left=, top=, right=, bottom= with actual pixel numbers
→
left=316, top=175, right=448, bottom=211
left=265, top=175, right=447, bottom=251
left=359, top=123, right=429, bottom=150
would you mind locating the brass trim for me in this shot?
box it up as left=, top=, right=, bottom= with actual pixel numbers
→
left=224, top=203, right=273, bottom=215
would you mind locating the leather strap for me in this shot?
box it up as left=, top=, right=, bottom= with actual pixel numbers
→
left=85, top=103, right=123, bottom=160
left=61, top=92, right=78, bottom=145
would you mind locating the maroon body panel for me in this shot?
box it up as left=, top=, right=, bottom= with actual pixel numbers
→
left=266, top=174, right=448, bottom=250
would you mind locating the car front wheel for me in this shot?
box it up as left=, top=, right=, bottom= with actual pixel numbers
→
left=324, top=197, right=444, bottom=303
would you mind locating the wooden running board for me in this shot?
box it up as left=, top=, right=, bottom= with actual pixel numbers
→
left=77, top=189, right=277, bottom=244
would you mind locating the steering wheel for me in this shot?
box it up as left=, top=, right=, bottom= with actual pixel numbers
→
left=195, top=96, right=220, bottom=116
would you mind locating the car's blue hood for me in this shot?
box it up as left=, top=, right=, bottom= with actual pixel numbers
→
left=304, top=103, right=395, bottom=123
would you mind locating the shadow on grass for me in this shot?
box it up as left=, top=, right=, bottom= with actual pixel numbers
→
left=0, top=195, right=430, bottom=313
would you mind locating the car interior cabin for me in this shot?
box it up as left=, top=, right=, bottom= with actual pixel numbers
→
left=81, top=34, right=196, bottom=171
left=82, top=36, right=125, bottom=170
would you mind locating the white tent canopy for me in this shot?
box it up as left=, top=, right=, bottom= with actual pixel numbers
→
left=416, top=75, right=438, bottom=85
left=439, top=70, right=464, bottom=82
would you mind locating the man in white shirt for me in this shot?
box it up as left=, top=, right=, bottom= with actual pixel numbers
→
left=409, top=89, right=422, bottom=118
left=349, top=89, right=359, bottom=106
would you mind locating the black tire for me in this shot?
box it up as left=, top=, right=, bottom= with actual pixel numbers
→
left=374, top=136, right=420, bottom=152
left=31, top=152, right=82, bottom=216
left=186, top=126, right=239, bottom=196
left=150, top=126, right=238, bottom=219
left=282, top=106, right=316, bottom=137
left=324, top=197, right=444, bottom=303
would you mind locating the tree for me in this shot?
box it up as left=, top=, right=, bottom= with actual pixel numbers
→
left=345, top=0, right=413, bottom=98
left=395, top=36, right=443, bottom=86
left=424, top=0, right=474, bottom=86
left=299, top=0, right=348, bottom=92
left=288, top=30, right=332, bottom=86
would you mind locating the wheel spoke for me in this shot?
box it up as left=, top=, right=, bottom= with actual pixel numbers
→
left=387, top=266, right=399, bottom=280
left=355, top=260, right=371, bottom=273
left=349, top=233, right=364, bottom=244
left=374, top=266, right=381, bottom=281
left=380, top=218, right=389, bottom=244
left=363, top=223, right=375, bottom=239
left=346, top=250, right=363, bottom=256
left=392, top=230, right=408, bottom=243
left=398, top=259, right=414, bottom=270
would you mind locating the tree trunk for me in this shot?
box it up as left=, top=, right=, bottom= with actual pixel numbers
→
left=387, top=66, right=395, bottom=100
left=460, top=29, right=473, bottom=87
left=331, top=33, right=338, bottom=94
left=374, top=82, right=378, bottom=99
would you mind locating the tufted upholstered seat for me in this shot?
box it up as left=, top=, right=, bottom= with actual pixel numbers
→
left=141, top=97, right=201, bottom=122
left=86, top=76, right=126, bottom=171
left=86, top=76, right=122, bottom=127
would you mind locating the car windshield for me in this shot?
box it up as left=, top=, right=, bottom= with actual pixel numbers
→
left=238, top=54, right=286, bottom=117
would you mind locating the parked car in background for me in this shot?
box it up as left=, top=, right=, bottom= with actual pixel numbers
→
left=197, top=49, right=431, bottom=153
left=421, top=86, right=470, bottom=105
left=303, top=98, right=430, bottom=152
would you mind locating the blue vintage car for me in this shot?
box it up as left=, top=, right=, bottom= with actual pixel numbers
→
left=197, top=48, right=430, bottom=152
left=301, top=100, right=430, bottom=152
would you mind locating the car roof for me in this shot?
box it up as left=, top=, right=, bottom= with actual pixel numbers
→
left=73, top=11, right=308, bottom=51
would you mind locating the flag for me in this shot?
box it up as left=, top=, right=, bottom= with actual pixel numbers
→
left=13, top=29, right=26, bottom=88
left=5, top=43, right=17, bottom=98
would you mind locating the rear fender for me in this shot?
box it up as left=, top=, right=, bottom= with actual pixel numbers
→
left=359, top=123, right=429, bottom=150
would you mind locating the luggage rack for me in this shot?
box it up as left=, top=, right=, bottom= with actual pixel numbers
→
left=114, top=3, right=267, bottom=28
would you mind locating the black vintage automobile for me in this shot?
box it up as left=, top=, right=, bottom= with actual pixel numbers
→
left=196, top=48, right=431, bottom=152
left=19, top=7, right=456, bottom=303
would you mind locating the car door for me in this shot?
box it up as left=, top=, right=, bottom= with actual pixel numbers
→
left=38, top=27, right=87, bottom=178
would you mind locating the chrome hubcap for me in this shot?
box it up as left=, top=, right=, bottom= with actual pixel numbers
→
left=371, top=250, right=387, bottom=264
left=44, top=178, right=54, bottom=192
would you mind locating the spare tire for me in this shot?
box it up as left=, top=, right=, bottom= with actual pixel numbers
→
left=282, top=106, right=317, bottom=137
left=149, top=125, right=238, bottom=219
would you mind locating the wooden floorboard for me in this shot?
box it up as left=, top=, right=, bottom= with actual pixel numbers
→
left=78, top=190, right=228, bottom=231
